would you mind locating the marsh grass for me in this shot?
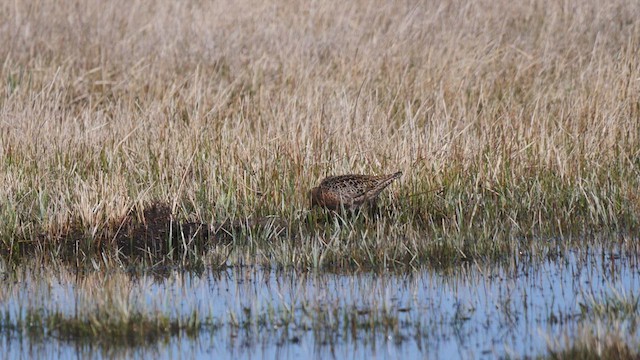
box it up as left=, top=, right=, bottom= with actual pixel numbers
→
left=1, top=247, right=639, bottom=357
left=544, top=322, right=640, bottom=360
left=544, top=281, right=640, bottom=359
left=3, top=296, right=415, bottom=349
left=579, top=290, right=640, bottom=321
left=0, top=261, right=427, bottom=350
left=15, top=309, right=211, bottom=347
left=1, top=0, right=640, bottom=269
left=0, top=262, right=219, bottom=347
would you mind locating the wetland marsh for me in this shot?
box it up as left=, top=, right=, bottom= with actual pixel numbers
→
left=1, top=244, right=639, bottom=359
left=1, top=0, right=640, bottom=358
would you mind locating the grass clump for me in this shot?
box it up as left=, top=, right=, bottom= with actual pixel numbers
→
left=544, top=322, right=640, bottom=360
left=579, top=290, right=640, bottom=321
left=545, top=345, right=638, bottom=360
left=545, top=289, right=640, bottom=360
left=0, top=262, right=220, bottom=348
left=21, top=309, right=214, bottom=347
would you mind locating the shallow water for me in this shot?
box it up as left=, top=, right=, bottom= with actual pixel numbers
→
left=1, top=246, right=639, bottom=359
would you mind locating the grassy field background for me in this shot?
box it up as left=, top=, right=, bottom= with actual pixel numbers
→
left=1, top=0, right=639, bottom=267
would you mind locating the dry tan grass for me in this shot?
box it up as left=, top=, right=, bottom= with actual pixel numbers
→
left=0, top=0, right=639, bottom=264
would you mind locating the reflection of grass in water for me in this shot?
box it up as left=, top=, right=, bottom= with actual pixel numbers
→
left=0, top=265, right=216, bottom=347
left=544, top=289, right=640, bottom=359
left=544, top=322, right=639, bottom=360
left=579, top=290, right=640, bottom=321
left=0, top=263, right=425, bottom=349
left=18, top=309, right=214, bottom=347
left=0, top=252, right=638, bottom=356
left=1, top=304, right=417, bottom=350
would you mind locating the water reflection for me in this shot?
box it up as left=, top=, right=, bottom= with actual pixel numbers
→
left=0, top=245, right=638, bottom=359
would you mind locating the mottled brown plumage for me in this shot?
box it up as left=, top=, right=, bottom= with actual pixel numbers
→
left=310, top=171, right=402, bottom=210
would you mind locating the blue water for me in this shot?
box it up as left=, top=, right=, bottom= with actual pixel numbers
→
left=0, top=246, right=638, bottom=359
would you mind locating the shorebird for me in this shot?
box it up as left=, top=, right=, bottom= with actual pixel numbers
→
left=310, top=171, right=402, bottom=211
